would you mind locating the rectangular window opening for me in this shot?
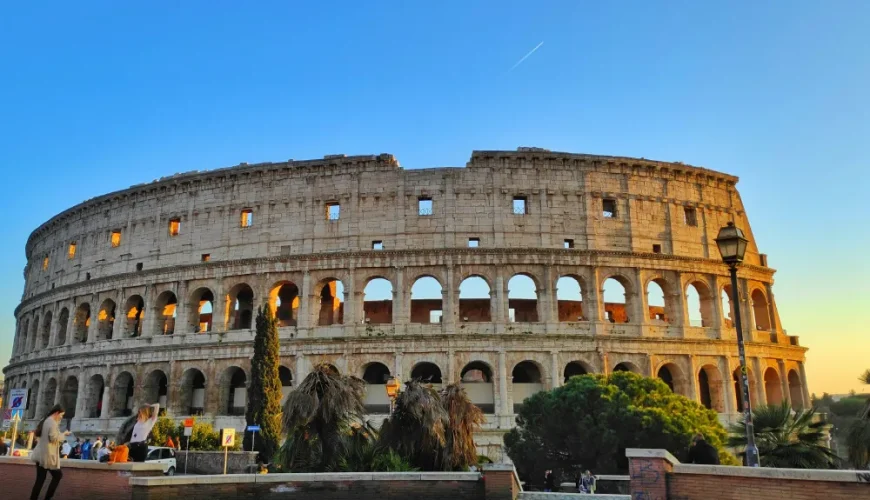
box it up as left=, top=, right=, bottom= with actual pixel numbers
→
left=418, top=197, right=433, bottom=216
left=136, top=262, right=143, bottom=272
left=43, top=257, right=49, bottom=270
left=326, top=202, right=340, bottom=220
left=201, top=254, right=211, bottom=262
left=86, top=272, right=91, bottom=281
left=68, top=242, right=77, bottom=259
left=468, top=238, right=480, bottom=248
left=240, top=209, right=253, bottom=228
left=652, top=244, right=662, bottom=254
left=430, top=310, right=443, bottom=324
left=564, top=239, right=574, bottom=249
left=372, top=241, right=384, bottom=250
left=684, top=207, right=698, bottom=227
left=602, top=199, right=617, bottom=218
left=169, top=218, right=181, bottom=236
left=110, top=231, right=122, bottom=248
left=512, top=196, right=528, bottom=215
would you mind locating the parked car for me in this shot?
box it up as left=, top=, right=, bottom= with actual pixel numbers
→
left=146, top=446, right=177, bottom=476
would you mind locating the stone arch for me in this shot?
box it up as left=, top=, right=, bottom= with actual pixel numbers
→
left=363, top=277, right=393, bottom=324
left=73, top=303, right=90, bottom=343
left=410, top=361, right=443, bottom=384
left=124, top=295, right=145, bottom=337
left=557, top=275, right=586, bottom=321
left=97, top=299, right=117, bottom=340
left=698, top=364, right=725, bottom=412
left=613, top=361, right=642, bottom=374
left=512, top=361, right=544, bottom=412
left=508, top=273, right=539, bottom=323
left=112, top=371, right=135, bottom=417
left=602, top=275, right=632, bottom=324
left=278, top=366, right=293, bottom=405
left=188, top=287, right=215, bottom=333
left=56, top=307, right=69, bottom=346
left=40, top=378, right=57, bottom=418
left=564, top=361, right=593, bottom=383
left=656, top=362, right=689, bottom=397
left=30, top=315, right=39, bottom=351
left=179, top=368, right=206, bottom=416
left=460, top=361, right=495, bottom=414
left=225, top=283, right=254, bottom=330
left=26, top=379, right=40, bottom=419
left=788, top=369, right=803, bottom=410
left=361, top=362, right=392, bottom=414
left=764, top=367, right=783, bottom=405
left=316, top=278, right=344, bottom=326
left=269, top=280, right=300, bottom=327
left=732, top=365, right=760, bottom=410
left=40, top=312, right=52, bottom=349
left=220, top=366, right=247, bottom=415
left=686, top=280, right=715, bottom=327
left=646, top=278, right=670, bottom=323
left=85, top=374, right=105, bottom=418
left=153, top=291, right=178, bottom=335
left=459, top=275, right=492, bottom=322
left=142, top=369, right=169, bottom=408
left=751, top=288, right=772, bottom=331
left=410, top=275, right=443, bottom=324
left=61, top=377, right=79, bottom=419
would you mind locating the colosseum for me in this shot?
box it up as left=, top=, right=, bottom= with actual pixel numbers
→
left=4, top=148, right=808, bottom=460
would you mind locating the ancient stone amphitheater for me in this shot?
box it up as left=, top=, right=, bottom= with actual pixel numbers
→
left=4, top=148, right=808, bottom=460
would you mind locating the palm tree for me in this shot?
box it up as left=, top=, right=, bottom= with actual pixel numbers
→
left=440, top=383, right=486, bottom=471
left=379, top=379, right=448, bottom=471
left=846, top=369, right=870, bottom=468
left=728, top=402, right=839, bottom=469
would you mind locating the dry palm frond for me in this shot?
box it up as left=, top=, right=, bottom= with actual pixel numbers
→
left=440, top=383, right=485, bottom=470
left=379, top=379, right=449, bottom=470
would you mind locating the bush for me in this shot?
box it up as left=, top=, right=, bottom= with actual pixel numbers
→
left=148, top=417, right=241, bottom=451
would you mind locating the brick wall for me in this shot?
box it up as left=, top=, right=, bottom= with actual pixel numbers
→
left=0, top=456, right=164, bottom=500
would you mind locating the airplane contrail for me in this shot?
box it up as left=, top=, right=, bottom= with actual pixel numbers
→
left=509, top=41, right=544, bottom=72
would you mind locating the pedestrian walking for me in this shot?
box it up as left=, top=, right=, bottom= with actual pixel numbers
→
left=127, top=403, right=159, bottom=462
left=30, top=404, right=70, bottom=500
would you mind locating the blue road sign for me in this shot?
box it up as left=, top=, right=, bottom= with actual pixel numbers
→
left=10, top=409, right=24, bottom=419
left=246, top=425, right=260, bottom=432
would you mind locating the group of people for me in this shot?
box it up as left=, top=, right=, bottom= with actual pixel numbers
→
left=542, top=469, right=596, bottom=494
left=27, top=402, right=160, bottom=500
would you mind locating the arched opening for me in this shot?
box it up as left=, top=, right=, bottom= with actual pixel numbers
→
left=143, top=370, right=168, bottom=410
left=278, top=366, right=293, bottom=405
left=30, top=316, right=39, bottom=351
left=410, top=276, right=443, bottom=324
left=788, top=370, right=803, bottom=410
left=557, top=276, right=585, bottom=321
left=363, top=278, right=393, bottom=324
left=153, top=291, right=177, bottom=335
left=180, top=368, right=206, bottom=416
left=18, top=319, right=29, bottom=354
left=221, top=367, right=247, bottom=415
left=460, top=361, right=494, bottom=414
left=751, top=289, right=772, bottom=331
left=362, top=362, right=392, bottom=414
left=613, top=362, right=641, bottom=374
left=124, top=296, right=145, bottom=337
left=26, top=380, right=40, bottom=419
left=317, top=279, right=344, bottom=326
left=74, top=304, right=91, bottom=343
left=270, top=281, right=300, bottom=327
left=603, top=277, right=630, bottom=323
left=411, top=362, right=443, bottom=384
left=459, top=276, right=491, bottom=322
left=646, top=279, right=668, bottom=323
left=657, top=365, right=675, bottom=392
left=97, top=299, right=116, bottom=340
left=56, top=308, right=69, bottom=346
left=687, top=281, right=714, bottom=327
left=698, top=365, right=725, bottom=412
left=85, top=374, right=104, bottom=418
left=225, top=283, right=254, bottom=330
left=512, top=361, right=543, bottom=413
left=40, top=312, right=52, bottom=349
left=189, top=288, right=214, bottom=333
left=112, top=372, right=135, bottom=417
left=721, top=286, right=735, bottom=328
left=764, top=367, right=783, bottom=405
left=508, top=274, right=538, bottom=322
left=657, top=363, right=688, bottom=397
left=61, top=377, right=79, bottom=420
left=564, top=361, right=591, bottom=383
left=40, top=378, right=57, bottom=418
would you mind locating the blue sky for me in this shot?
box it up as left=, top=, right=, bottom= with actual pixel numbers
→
left=0, top=1, right=868, bottom=394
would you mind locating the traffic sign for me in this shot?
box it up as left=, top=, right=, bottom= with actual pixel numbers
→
left=183, top=418, right=194, bottom=428
left=221, top=428, right=235, bottom=447
left=246, top=425, right=260, bottom=432
left=183, top=426, right=193, bottom=437
left=9, top=389, right=28, bottom=411
left=10, top=409, right=23, bottom=420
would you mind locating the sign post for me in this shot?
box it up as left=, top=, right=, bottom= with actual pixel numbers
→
left=183, top=418, right=194, bottom=475
left=220, top=428, right=235, bottom=475
left=246, top=425, right=260, bottom=454
left=7, top=390, right=27, bottom=456
left=9, top=413, right=20, bottom=456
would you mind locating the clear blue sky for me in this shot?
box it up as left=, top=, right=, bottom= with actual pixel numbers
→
left=1, top=1, right=868, bottom=394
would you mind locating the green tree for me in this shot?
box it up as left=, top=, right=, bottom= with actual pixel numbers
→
left=504, top=372, right=733, bottom=480
left=728, top=402, right=839, bottom=469
left=846, top=369, right=870, bottom=468
left=148, top=416, right=240, bottom=451
left=244, top=306, right=283, bottom=463
left=378, top=379, right=448, bottom=471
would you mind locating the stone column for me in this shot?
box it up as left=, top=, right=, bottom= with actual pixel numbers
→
left=550, top=351, right=560, bottom=389
left=446, top=350, right=455, bottom=385
left=394, top=267, right=409, bottom=326
left=175, top=282, right=189, bottom=334
left=599, top=351, right=610, bottom=375
left=765, top=283, right=779, bottom=332
left=139, top=285, right=154, bottom=338
left=295, top=354, right=308, bottom=386
left=722, top=357, right=736, bottom=414
left=494, top=274, right=507, bottom=326
left=298, top=272, right=312, bottom=330
left=798, top=362, right=810, bottom=409
left=777, top=360, right=791, bottom=407
left=65, top=309, right=76, bottom=346
left=498, top=351, right=510, bottom=415
left=443, top=265, right=457, bottom=335
left=87, top=295, right=99, bottom=343
left=687, top=355, right=699, bottom=402
left=752, top=358, right=766, bottom=406
left=540, top=266, right=557, bottom=327
left=100, top=379, right=112, bottom=419
left=394, top=352, right=403, bottom=381
left=212, top=284, right=229, bottom=332
left=74, top=375, right=87, bottom=422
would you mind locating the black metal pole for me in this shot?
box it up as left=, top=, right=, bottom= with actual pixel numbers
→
left=730, top=264, right=760, bottom=467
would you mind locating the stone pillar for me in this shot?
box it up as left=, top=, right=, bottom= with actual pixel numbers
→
left=297, top=272, right=312, bottom=330
left=446, top=350, right=455, bottom=385
left=765, top=283, right=779, bottom=332
left=87, top=295, right=99, bottom=343
left=798, top=362, right=810, bottom=409
left=722, top=357, right=735, bottom=414
left=498, top=351, right=510, bottom=415
left=494, top=274, right=507, bottom=326
left=212, top=284, right=229, bottom=332
left=687, top=355, right=699, bottom=402
left=139, top=285, right=154, bottom=338
left=626, top=449, right=676, bottom=500
left=394, top=267, right=409, bottom=326
left=394, top=352, right=403, bottom=381
left=599, top=351, right=610, bottom=375
left=65, top=309, right=75, bottom=346
left=669, top=286, right=686, bottom=328
left=175, top=282, right=189, bottom=334
left=74, top=375, right=87, bottom=422
left=777, top=360, right=791, bottom=407
left=443, top=265, right=457, bottom=335
left=100, top=380, right=112, bottom=419
left=752, top=358, right=766, bottom=406
left=344, top=270, right=359, bottom=326
left=295, top=354, right=308, bottom=386
left=540, top=266, right=557, bottom=327
left=550, top=351, right=560, bottom=389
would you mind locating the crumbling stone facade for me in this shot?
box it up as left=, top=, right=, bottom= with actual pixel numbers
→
left=3, top=149, right=808, bottom=460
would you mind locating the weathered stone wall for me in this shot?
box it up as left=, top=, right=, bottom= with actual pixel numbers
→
left=175, top=450, right=259, bottom=475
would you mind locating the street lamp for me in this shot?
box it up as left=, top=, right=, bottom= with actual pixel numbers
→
left=385, top=377, right=401, bottom=414
left=715, top=221, right=760, bottom=467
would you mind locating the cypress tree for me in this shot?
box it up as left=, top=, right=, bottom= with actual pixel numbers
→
left=244, top=305, right=283, bottom=463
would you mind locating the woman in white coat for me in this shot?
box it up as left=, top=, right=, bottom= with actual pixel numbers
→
left=29, top=404, right=70, bottom=500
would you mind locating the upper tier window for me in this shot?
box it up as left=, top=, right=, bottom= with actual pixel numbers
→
left=240, top=209, right=253, bottom=228
left=68, top=242, right=76, bottom=259
left=169, top=218, right=181, bottom=236
left=513, top=196, right=528, bottom=215
left=602, top=199, right=617, bottom=218
left=111, top=231, right=122, bottom=248
left=684, top=207, right=698, bottom=227
left=326, top=202, right=340, bottom=220
left=418, top=197, right=433, bottom=216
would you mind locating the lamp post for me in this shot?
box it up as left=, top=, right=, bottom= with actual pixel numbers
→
left=385, top=377, right=401, bottom=414
left=715, top=221, right=760, bottom=467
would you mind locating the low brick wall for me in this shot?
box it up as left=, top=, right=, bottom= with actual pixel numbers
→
left=175, top=450, right=259, bottom=475
left=0, top=456, right=165, bottom=500
left=626, top=448, right=870, bottom=500
left=518, top=493, right=629, bottom=499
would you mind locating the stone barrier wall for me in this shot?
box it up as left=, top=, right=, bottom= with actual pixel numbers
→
left=175, top=450, right=258, bottom=475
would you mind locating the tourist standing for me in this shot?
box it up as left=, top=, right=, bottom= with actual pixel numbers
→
left=30, top=404, right=70, bottom=500
left=81, top=438, right=92, bottom=460
left=544, top=470, right=556, bottom=492
left=579, top=470, right=596, bottom=494
left=91, top=436, right=103, bottom=460
left=687, top=433, right=720, bottom=465
left=128, top=403, right=159, bottom=462
left=60, top=440, right=71, bottom=459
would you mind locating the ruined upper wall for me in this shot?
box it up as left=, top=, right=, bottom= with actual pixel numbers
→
left=21, top=149, right=762, bottom=298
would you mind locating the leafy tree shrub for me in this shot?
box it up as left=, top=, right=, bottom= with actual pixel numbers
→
left=244, top=306, right=283, bottom=463
left=148, top=416, right=240, bottom=451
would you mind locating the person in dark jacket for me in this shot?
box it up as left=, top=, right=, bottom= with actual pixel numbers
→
left=544, top=470, right=556, bottom=492
left=687, top=433, right=720, bottom=465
